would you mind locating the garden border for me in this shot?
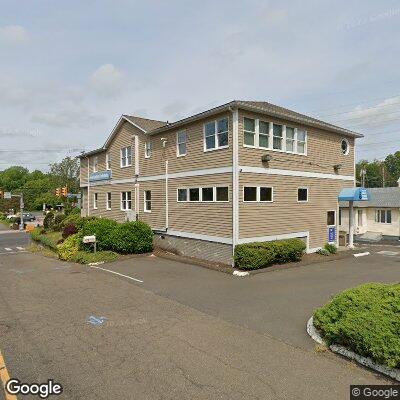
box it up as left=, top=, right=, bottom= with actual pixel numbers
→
left=306, top=316, right=400, bottom=382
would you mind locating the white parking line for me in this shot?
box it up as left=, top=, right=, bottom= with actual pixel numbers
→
left=4, top=248, right=12, bottom=251
left=16, top=246, right=24, bottom=251
left=89, top=265, right=143, bottom=283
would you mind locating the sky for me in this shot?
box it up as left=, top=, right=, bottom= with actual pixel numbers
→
left=1, top=0, right=400, bottom=170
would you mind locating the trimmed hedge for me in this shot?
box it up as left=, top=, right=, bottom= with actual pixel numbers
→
left=110, top=221, right=153, bottom=254
left=81, top=218, right=119, bottom=251
left=234, top=238, right=306, bottom=270
left=314, top=283, right=400, bottom=369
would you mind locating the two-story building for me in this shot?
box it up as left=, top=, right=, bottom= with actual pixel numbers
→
left=79, top=100, right=362, bottom=264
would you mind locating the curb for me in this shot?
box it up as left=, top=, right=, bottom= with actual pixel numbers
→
left=306, top=316, right=400, bottom=382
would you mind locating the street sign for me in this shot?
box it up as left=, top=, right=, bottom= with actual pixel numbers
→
left=83, top=235, right=96, bottom=244
left=4, top=192, right=11, bottom=199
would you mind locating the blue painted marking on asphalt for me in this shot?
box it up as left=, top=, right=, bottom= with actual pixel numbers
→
left=88, top=316, right=108, bottom=326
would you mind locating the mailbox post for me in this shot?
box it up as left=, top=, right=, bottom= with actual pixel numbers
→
left=83, top=235, right=97, bottom=253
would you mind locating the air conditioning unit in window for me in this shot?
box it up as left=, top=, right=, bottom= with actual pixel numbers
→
left=125, top=210, right=135, bottom=222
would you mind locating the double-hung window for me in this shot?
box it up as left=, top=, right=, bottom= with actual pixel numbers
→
left=297, top=130, right=306, bottom=154
left=144, top=190, right=151, bottom=212
left=144, top=141, right=152, bottom=158
left=259, top=120, right=270, bottom=148
left=121, top=146, right=132, bottom=167
left=93, top=193, right=98, bottom=209
left=244, top=118, right=256, bottom=146
left=375, top=209, right=392, bottom=224
left=286, top=127, right=295, bottom=152
left=243, top=187, right=273, bottom=202
left=93, top=156, right=98, bottom=172
left=106, top=153, right=112, bottom=170
left=204, top=118, right=229, bottom=151
left=121, top=191, right=132, bottom=210
left=273, top=124, right=283, bottom=150
left=106, top=192, right=112, bottom=210
left=177, top=131, right=187, bottom=156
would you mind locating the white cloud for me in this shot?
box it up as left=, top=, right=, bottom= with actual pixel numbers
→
left=0, top=25, right=29, bottom=45
left=89, top=64, right=124, bottom=97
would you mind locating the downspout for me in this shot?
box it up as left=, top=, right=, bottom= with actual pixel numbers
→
left=87, top=156, right=90, bottom=217
left=231, top=106, right=239, bottom=265
left=134, top=135, right=140, bottom=220
left=165, top=160, right=169, bottom=230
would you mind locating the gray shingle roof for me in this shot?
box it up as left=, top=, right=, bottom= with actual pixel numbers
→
left=123, top=115, right=167, bottom=131
left=340, top=187, right=400, bottom=208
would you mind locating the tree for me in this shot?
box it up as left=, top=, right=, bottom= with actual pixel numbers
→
left=48, top=156, right=80, bottom=193
left=385, top=151, right=400, bottom=185
left=356, top=160, right=383, bottom=188
left=0, top=166, right=29, bottom=191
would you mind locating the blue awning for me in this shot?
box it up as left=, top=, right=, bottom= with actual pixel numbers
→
left=338, top=187, right=371, bottom=202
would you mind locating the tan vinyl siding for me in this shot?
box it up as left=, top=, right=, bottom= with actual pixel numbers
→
left=87, top=183, right=135, bottom=222
left=167, top=174, right=232, bottom=238
left=138, top=180, right=166, bottom=230
left=80, top=158, right=89, bottom=186
left=238, top=110, right=355, bottom=176
left=140, top=111, right=233, bottom=177
left=239, top=174, right=353, bottom=249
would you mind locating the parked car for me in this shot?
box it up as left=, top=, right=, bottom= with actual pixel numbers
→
left=6, top=214, right=17, bottom=220
left=22, top=213, right=36, bottom=222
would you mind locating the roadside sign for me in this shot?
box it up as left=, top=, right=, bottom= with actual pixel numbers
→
left=4, top=192, right=11, bottom=199
left=83, top=235, right=96, bottom=244
left=328, top=227, right=336, bottom=243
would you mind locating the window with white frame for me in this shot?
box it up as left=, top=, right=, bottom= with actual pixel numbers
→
left=297, top=130, right=306, bottom=154
left=106, top=153, right=112, bottom=170
left=177, top=186, right=229, bottom=202
left=106, top=192, right=112, bottom=210
left=93, top=156, right=98, bottom=172
left=273, top=124, right=283, bottom=150
left=297, top=187, right=308, bottom=202
left=177, top=131, right=187, bottom=156
left=259, top=120, right=270, bottom=148
left=244, top=118, right=256, bottom=146
left=286, top=127, right=295, bottom=152
left=93, top=193, right=98, bottom=209
left=144, top=190, right=152, bottom=212
left=327, top=211, right=335, bottom=226
left=339, top=209, right=342, bottom=225
left=375, top=209, right=392, bottom=224
left=243, top=187, right=273, bottom=202
left=204, top=118, right=229, bottom=151
left=242, top=117, right=307, bottom=155
left=120, top=146, right=132, bottom=167
left=121, top=191, right=132, bottom=210
left=144, top=141, right=152, bottom=158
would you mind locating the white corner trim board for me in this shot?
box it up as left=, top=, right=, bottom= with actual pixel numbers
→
left=240, top=166, right=354, bottom=181
left=166, top=230, right=233, bottom=245
left=307, top=316, right=400, bottom=381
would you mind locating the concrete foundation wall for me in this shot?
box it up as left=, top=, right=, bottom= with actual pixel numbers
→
left=154, top=233, right=232, bottom=264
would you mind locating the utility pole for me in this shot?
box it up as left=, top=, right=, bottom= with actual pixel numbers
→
left=382, top=163, right=385, bottom=188
left=19, top=193, right=24, bottom=231
left=360, top=168, right=366, bottom=187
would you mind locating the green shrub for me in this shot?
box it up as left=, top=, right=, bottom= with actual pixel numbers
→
left=234, top=239, right=306, bottom=270
left=70, top=250, right=118, bottom=264
left=53, top=213, right=66, bottom=231
left=314, top=283, right=400, bottom=369
left=110, top=221, right=153, bottom=254
left=324, top=243, right=337, bottom=254
left=81, top=218, right=119, bottom=251
left=57, top=234, right=81, bottom=261
left=317, top=248, right=330, bottom=256
left=62, top=223, right=78, bottom=239
left=61, top=212, right=83, bottom=229
left=43, top=212, right=54, bottom=229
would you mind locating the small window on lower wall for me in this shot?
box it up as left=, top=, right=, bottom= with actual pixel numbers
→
left=327, top=211, right=335, bottom=226
left=93, top=193, right=98, bottom=209
left=243, top=187, right=273, bottom=202
left=297, top=188, right=308, bottom=202
left=375, top=209, right=392, bottom=224
left=189, top=188, right=199, bottom=202
left=144, top=190, right=152, bottom=212
left=106, top=192, right=112, bottom=210
left=177, top=186, right=229, bottom=202
left=202, top=187, right=214, bottom=202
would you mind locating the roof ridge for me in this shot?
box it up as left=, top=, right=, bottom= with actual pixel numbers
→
left=123, top=114, right=167, bottom=124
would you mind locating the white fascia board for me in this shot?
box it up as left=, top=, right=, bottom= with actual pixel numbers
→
left=240, top=166, right=354, bottom=181
left=166, top=230, right=233, bottom=245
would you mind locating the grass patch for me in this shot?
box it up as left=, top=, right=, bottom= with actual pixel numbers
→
left=31, top=229, right=62, bottom=251
left=314, top=283, right=400, bottom=369
left=27, top=243, right=59, bottom=259
left=70, top=250, right=119, bottom=264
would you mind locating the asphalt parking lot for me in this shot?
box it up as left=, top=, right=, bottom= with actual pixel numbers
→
left=0, top=233, right=397, bottom=399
